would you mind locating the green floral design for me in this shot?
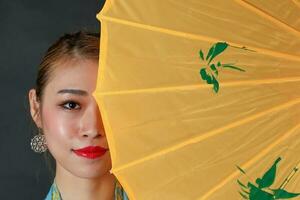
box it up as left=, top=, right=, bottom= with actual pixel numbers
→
left=198, top=42, right=246, bottom=93
left=237, top=157, right=300, bottom=200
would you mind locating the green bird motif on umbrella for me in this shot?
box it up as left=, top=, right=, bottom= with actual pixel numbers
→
left=237, top=157, right=300, bottom=200
left=198, top=42, right=247, bottom=93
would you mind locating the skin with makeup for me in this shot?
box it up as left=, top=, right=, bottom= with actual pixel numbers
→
left=28, top=32, right=117, bottom=200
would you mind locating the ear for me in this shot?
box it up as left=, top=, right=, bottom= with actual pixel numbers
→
left=28, top=89, right=42, bottom=128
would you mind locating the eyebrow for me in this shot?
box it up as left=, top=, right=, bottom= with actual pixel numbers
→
left=57, top=89, right=88, bottom=96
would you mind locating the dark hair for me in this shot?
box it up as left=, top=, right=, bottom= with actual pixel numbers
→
left=32, top=30, right=100, bottom=178
left=36, top=31, right=100, bottom=102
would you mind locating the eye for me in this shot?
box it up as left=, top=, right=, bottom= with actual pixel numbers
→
left=60, top=101, right=81, bottom=110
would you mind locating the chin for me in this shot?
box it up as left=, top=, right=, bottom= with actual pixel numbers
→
left=85, top=164, right=110, bottom=178
left=71, top=155, right=112, bottom=179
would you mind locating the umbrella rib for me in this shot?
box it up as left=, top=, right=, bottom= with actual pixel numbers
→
left=199, top=122, right=300, bottom=200
left=98, top=77, right=300, bottom=95
left=99, top=15, right=300, bottom=62
left=148, top=123, right=300, bottom=199
left=292, top=0, right=300, bottom=9
left=236, top=0, right=300, bottom=36
left=111, top=98, right=300, bottom=174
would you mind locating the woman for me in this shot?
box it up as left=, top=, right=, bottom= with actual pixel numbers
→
left=28, top=31, right=129, bottom=200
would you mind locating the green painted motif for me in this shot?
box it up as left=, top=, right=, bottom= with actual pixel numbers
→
left=198, top=42, right=247, bottom=93
left=237, top=157, right=300, bottom=200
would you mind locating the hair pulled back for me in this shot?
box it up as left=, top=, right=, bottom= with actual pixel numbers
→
left=35, top=31, right=100, bottom=103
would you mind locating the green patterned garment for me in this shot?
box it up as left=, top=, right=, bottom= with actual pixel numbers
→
left=44, top=179, right=129, bottom=200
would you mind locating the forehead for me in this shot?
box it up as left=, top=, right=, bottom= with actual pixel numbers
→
left=45, top=58, right=98, bottom=95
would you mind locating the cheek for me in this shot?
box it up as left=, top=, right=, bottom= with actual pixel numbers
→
left=42, top=107, right=79, bottom=150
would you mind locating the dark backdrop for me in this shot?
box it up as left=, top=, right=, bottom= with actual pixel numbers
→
left=0, top=1, right=105, bottom=199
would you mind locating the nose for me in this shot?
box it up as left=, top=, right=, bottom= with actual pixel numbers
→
left=79, top=100, right=105, bottom=139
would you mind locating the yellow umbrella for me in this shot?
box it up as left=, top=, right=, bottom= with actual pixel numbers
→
left=92, top=0, right=300, bottom=199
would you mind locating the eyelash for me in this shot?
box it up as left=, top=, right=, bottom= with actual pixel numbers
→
left=60, top=100, right=81, bottom=110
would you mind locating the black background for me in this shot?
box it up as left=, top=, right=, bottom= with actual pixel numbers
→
left=0, top=1, right=105, bottom=199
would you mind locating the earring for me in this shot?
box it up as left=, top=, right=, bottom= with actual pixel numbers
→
left=31, top=128, right=48, bottom=153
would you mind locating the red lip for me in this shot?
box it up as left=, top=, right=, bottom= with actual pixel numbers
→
left=73, top=146, right=108, bottom=159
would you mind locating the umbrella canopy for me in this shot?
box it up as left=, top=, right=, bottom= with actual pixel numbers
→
left=93, top=0, right=300, bottom=199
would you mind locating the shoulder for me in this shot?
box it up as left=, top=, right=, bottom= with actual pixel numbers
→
left=45, top=179, right=129, bottom=200
left=44, top=184, right=53, bottom=200
left=115, top=179, right=130, bottom=200
left=44, top=182, right=62, bottom=200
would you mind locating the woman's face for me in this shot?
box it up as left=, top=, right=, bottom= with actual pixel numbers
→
left=29, top=58, right=111, bottom=179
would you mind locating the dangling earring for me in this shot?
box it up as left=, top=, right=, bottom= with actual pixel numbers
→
left=31, top=128, right=48, bottom=153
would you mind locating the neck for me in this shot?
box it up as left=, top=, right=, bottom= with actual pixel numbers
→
left=55, top=164, right=116, bottom=200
